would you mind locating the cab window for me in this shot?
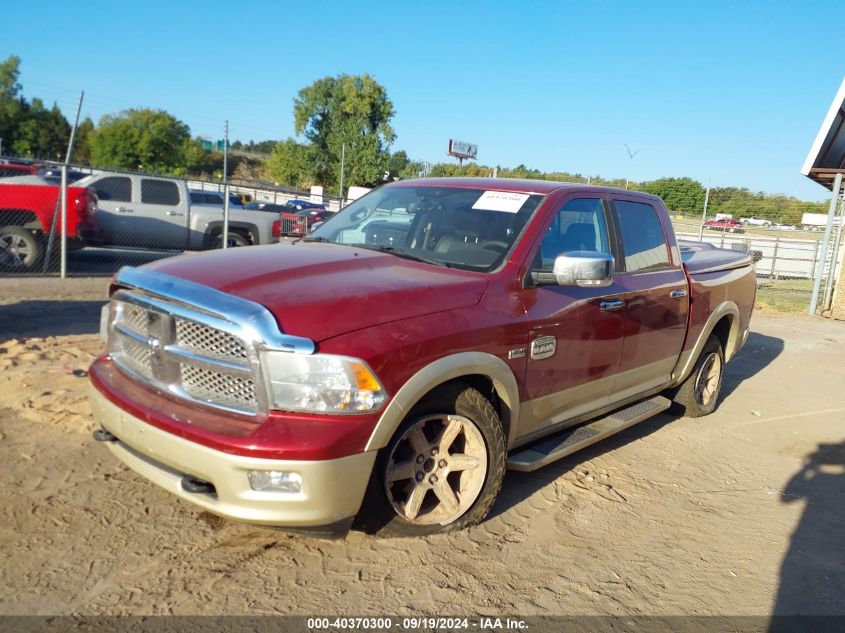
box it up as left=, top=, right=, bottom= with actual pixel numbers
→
left=612, top=200, right=670, bottom=272
left=532, top=198, right=610, bottom=272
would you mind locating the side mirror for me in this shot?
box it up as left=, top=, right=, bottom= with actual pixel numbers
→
left=551, top=251, right=614, bottom=287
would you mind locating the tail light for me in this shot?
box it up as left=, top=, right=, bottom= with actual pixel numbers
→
left=272, top=218, right=281, bottom=240
left=73, top=190, right=97, bottom=220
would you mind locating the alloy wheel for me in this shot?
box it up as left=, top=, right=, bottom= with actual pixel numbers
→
left=384, top=414, right=488, bottom=526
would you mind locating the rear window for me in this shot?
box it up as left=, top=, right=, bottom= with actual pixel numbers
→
left=141, top=179, right=180, bottom=206
left=94, top=176, right=132, bottom=202
left=612, top=200, right=670, bottom=272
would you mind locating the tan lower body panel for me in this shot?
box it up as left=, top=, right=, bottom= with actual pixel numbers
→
left=89, top=386, right=377, bottom=527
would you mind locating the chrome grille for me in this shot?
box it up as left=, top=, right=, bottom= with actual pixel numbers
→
left=121, top=303, right=149, bottom=335
left=180, top=364, right=256, bottom=410
left=175, top=318, right=247, bottom=360
left=118, top=336, right=153, bottom=379
left=108, top=295, right=259, bottom=415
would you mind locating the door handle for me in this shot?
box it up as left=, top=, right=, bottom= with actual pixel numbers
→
left=166, top=211, right=184, bottom=216
left=599, top=299, right=625, bottom=311
left=115, top=206, right=133, bottom=213
left=670, top=289, right=687, bottom=299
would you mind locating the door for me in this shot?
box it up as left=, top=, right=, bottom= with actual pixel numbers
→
left=607, top=197, right=689, bottom=401
left=133, top=178, right=189, bottom=250
left=90, top=176, right=188, bottom=249
left=89, top=175, right=134, bottom=246
left=517, top=196, right=627, bottom=439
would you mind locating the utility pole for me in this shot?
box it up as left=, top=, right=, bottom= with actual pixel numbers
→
left=624, top=144, right=640, bottom=190
left=222, top=119, right=229, bottom=249
left=44, top=90, right=84, bottom=276
left=697, top=179, right=711, bottom=241
left=338, top=142, right=346, bottom=204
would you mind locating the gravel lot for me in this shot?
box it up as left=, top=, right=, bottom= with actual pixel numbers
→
left=1, top=277, right=843, bottom=616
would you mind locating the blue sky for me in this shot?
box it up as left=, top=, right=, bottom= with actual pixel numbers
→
left=2, top=0, right=842, bottom=201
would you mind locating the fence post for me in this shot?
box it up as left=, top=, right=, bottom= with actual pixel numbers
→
left=822, top=197, right=845, bottom=311
left=810, top=172, right=843, bottom=315
left=60, top=165, right=67, bottom=279
left=771, top=237, right=779, bottom=280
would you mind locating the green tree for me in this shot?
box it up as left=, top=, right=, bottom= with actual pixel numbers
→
left=89, top=108, right=190, bottom=172
left=641, top=177, right=705, bottom=215
left=11, top=98, right=70, bottom=159
left=293, top=74, right=395, bottom=190
left=72, top=116, right=95, bottom=163
left=0, top=55, right=24, bottom=154
left=181, top=137, right=223, bottom=177
left=265, top=138, right=314, bottom=188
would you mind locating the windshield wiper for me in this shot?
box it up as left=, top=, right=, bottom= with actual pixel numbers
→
left=355, top=245, right=452, bottom=267
left=302, top=236, right=332, bottom=243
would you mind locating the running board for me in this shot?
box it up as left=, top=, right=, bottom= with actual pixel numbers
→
left=507, top=395, right=672, bottom=472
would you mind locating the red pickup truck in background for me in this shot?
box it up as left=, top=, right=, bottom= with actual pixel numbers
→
left=704, top=218, right=745, bottom=233
left=90, top=178, right=756, bottom=537
left=0, top=180, right=101, bottom=270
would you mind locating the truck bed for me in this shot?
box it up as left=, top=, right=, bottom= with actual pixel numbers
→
left=678, top=239, right=753, bottom=275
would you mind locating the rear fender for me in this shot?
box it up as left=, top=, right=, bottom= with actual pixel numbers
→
left=670, top=301, right=742, bottom=385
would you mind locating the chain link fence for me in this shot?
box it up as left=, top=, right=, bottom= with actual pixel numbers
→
left=0, top=161, right=344, bottom=278
left=3, top=158, right=844, bottom=316
left=674, top=211, right=845, bottom=314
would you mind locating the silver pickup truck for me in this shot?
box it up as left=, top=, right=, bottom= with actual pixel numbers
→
left=75, top=172, right=276, bottom=250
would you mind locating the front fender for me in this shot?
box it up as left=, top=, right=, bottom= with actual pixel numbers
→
left=365, top=351, right=521, bottom=451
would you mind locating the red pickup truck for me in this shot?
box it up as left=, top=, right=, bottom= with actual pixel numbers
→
left=89, top=178, right=756, bottom=537
left=0, top=180, right=101, bottom=270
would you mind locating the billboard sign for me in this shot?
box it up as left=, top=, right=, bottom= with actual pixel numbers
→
left=448, top=139, right=478, bottom=160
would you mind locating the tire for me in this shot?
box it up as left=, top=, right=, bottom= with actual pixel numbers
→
left=221, top=231, right=250, bottom=248
left=205, top=230, right=251, bottom=249
left=356, top=382, right=506, bottom=537
left=0, top=226, right=42, bottom=271
left=672, top=335, right=725, bottom=418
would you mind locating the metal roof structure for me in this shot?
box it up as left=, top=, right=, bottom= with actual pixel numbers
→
left=802, top=76, right=845, bottom=190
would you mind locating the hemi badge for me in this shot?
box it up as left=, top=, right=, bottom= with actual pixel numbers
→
left=530, top=336, right=556, bottom=360
left=508, top=348, right=526, bottom=360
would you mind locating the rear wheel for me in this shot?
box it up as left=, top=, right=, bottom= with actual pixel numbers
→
left=0, top=226, right=42, bottom=271
left=672, top=335, right=725, bottom=417
left=357, top=382, right=506, bottom=536
left=205, top=230, right=251, bottom=249
left=220, top=231, right=250, bottom=248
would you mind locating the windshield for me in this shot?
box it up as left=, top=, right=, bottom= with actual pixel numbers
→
left=307, top=185, right=544, bottom=272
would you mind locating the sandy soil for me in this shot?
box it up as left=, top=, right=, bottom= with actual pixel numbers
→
left=0, top=277, right=843, bottom=616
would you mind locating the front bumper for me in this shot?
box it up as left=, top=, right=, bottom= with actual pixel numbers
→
left=89, top=386, right=377, bottom=528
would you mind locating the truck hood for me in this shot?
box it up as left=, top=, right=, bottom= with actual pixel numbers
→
left=141, top=242, right=488, bottom=342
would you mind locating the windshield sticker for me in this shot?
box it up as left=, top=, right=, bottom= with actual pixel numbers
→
left=472, top=191, right=530, bottom=213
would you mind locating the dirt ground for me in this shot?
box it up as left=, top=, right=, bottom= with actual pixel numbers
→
left=0, top=277, right=843, bottom=616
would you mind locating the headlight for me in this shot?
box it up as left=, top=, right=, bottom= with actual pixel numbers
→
left=261, top=352, right=387, bottom=414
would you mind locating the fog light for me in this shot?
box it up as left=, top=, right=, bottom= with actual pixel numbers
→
left=247, top=470, right=302, bottom=493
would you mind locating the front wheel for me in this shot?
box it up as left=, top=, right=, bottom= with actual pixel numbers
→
left=0, top=226, right=42, bottom=271
left=672, top=336, right=725, bottom=417
left=357, top=382, right=506, bottom=536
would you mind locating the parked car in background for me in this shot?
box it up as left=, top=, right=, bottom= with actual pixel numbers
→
left=740, top=216, right=772, bottom=227
left=0, top=179, right=101, bottom=270
left=188, top=190, right=245, bottom=208
left=36, top=166, right=89, bottom=184
left=0, top=164, right=38, bottom=178
left=770, top=223, right=797, bottom=231
left=74, top=172, right=277, bottom=250
left=244, top=201, right=288, bottom=213
left=705, top=218, right=745, bottom=233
